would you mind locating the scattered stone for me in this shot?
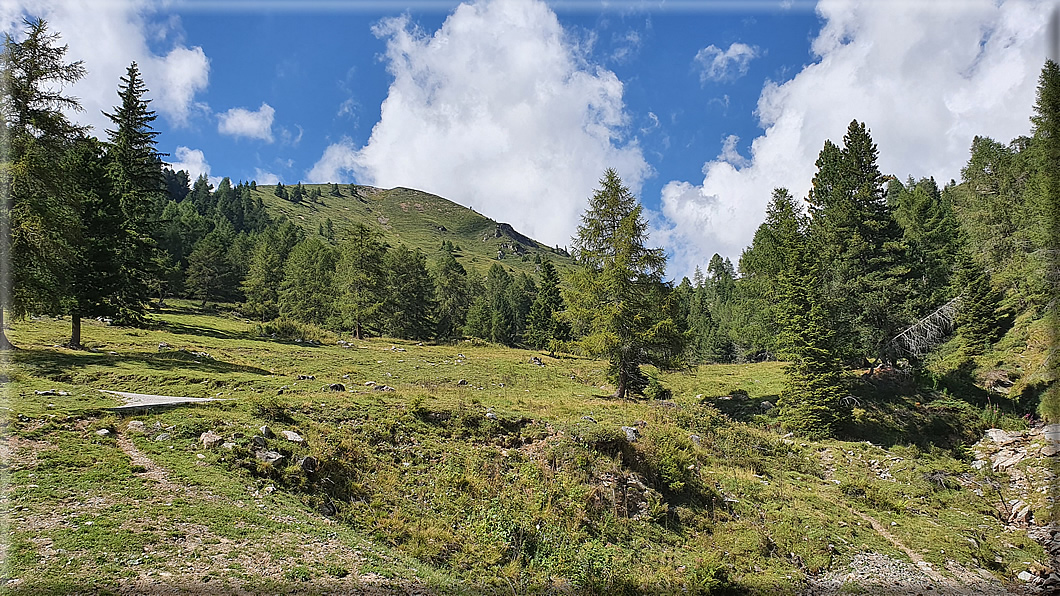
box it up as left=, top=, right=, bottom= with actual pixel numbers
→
left=457, top=379, right=468, bottom=386
left=299, top=456, right=318, bottom=473
left=255, top=450, right=285, bottom=465
left=364, top=381, right=376, bottom=386
left=486, top=412, right=498, bottom=420
left=322, top=383, right=346, bottom=392
left=318, top=501, right=336, bottom=516
left=264, top=485, right=276, bottom=494
left=759, top=400, right=774, bottom=412
left=530, top=356, right=544, bottom=366
left=373, top=385, right=395, bottom=392
left=581, top=416, right=597, bottom=423
left=1018, top=570, right=1036, bottom=582
left=221, top=442, right=236, bottom=450
left=199, top=430, right=223, bottom=449
left=95, top=429, right=111, bottom=437
left=34, top=389, right=70, bottom=396
left=260, top=425, right=276, bottom=439
left=281, top=430, right=304, bottom=443
left=251, top=435, right=267, bottom=448
left=127, top=420, right=146, bottom=433
left=157, top=342, right=170, bottom=352
left=154, top=433, right=171, bottom=442
left=689, top=434, right=701, bottom=445
left=984, top=428, right=1023, bottom=446
left=622, top=426, right=639, bottom=442
left=296, top=374, right=315, bottom=380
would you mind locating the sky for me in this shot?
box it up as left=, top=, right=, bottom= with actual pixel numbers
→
left=2, top=0, right=1056, bottom=279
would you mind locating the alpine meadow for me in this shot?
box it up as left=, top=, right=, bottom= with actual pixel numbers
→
left=5, top=8, right=1060, bottom=596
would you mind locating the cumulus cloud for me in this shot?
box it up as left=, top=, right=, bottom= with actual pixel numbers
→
left=218, top=103, right=275, bottom=142
left=1, top=0, right=210, bottom=132
left=656, top=0, right=1052, bottom=278
left=695, top=42, right=758, bottom=83
left=253, top=168, right=280, bottom=185
left=167, top=146, right=220, bottom=187
left=306, top=0, right=649, bottom=248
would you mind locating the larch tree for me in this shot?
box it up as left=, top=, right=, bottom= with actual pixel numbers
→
left=0, top=18, right=87, bottom=349
left=564, top=168, right=684, bottom=399
left=333, top=223, right=387, bottom=339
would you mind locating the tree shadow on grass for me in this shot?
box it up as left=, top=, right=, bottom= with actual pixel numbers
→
left=13, top=346, right=273, bottom=383
left=153, top=320, right=251, bottom=342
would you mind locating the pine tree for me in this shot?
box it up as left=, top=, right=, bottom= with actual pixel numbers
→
left=525, top=259, right=567, bottom=350
left=0, top=18, right=87, bottom=348
left=433, top=247, right=469, bottom=340
left=380, top=244, right=435, bottom=340
left=333, top=223, right=387, bottom=339
left=279, top=238, right=337, bottom=326
left=807, top=120, right=911, bottom=363
left=1029, top=60, right=1060, bottom=421
left=242, top=233, right=283, bottom=321
left=185, top=228, right=236, bottom=308
left=104, top=61, right=164, bottom=324
left=564, top=169, right=684, bottom=399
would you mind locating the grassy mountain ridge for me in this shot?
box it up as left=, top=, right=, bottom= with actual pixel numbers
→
left=254, top=183, right=574, bottom=278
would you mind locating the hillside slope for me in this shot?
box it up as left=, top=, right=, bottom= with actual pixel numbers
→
left=255, top=184, right=574, bottom=278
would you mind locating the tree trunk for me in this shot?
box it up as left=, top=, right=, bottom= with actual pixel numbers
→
left=354, top=322, right=363, bottom=341
left=612, top=366, right=627, bottom=400
left=69, top=312, right=82, bottom=349
left=0, top=308, right=14, bottom=350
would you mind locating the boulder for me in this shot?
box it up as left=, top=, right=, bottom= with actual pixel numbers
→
left=281, top=430, right=304, bottom=443
left=200, top=430, right=223, bottom=449
left=985, top=428, right=1024, bottom=446
left=322, top=383, right=346, bottom=392
left=95, top=429, right=111, bottom=437
left=255, top=450, right=285, bottom=465
left=154, top=433, right=171, bottom=442
left=622, top=426, right=639, bottom=442
left=127, top=420, right=146, bottom=433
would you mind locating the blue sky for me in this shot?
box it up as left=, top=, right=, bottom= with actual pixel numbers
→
left=2, top=0, right=1054, bottom=278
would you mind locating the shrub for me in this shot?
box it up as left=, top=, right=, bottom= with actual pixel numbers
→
left=258, top=318, right=328, bottom=343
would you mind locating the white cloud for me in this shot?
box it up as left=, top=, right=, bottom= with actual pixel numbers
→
left=306, top=0, right=650, bottom=249
left=253, top=168, right=280, bottom=185
left=695, top=42, right=758, bottom=83
left=166, top=146, right=221, bottom=187
left=218, top=102, right=275, bottom=142
left=1, top=0, right=210, bottom=132
left=656, top=0, right=1052, bottom=278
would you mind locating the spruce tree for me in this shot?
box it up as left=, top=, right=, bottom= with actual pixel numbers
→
left=242, top=233, right=284, bottom=322
left=525, top=259, right=567, bottom=350
left=433, top=247, right=469, bottom=340
left=564, top=169, right=684, bottom=399
left=279, top=238, right=337, bottom=326
left=380, top=244, right=435, bottom=340
left=104, top=61, right=164, bottom=324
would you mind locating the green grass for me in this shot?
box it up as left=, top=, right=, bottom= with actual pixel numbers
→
left=255, top=184, right=575, bottom=280
left=2, top=305, right=1048, bottom=593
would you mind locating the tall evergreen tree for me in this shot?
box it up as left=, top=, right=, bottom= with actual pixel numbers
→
left=564, top=169, right=684, bottom=399
left=279, top=238, right=337, bottom=326
left=380, top=244, right=435, bottom=340
left=525, top=259, right=567, bottom=350
left=433, top=247, right=469, bottom=340
left=104, top=61, right=164, bottom=324
left=806, top=120, right=910, bottom=363
left=63, top=137, right=122, bottom=347
left=242, top=233, right=284, bottom=322
left=333, top=223, right=387, bottom=339
left=0, top=18, right=87, bottom=349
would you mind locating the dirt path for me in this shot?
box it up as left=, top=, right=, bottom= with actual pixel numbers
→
left=115, top=432, right=183, bottom=493
left=847, top=507, right=946, bottom=581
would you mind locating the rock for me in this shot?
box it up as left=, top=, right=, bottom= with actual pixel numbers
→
left=581, top=416, right=597, bottom=423
left=127, top=421, right=146, bottom=433
left=985, top=428, right=1024, bottom=446
left=689, top=434, right=701, bottom=445
left=299, top=456, right=318, bottom=473
left=485, top=412, right=498, bottom=420
left=222, top=442, right=236, bottom=450
left=154, top=433, right=171, bottom=442
left=200, top=431, right=223, bottom=448
left=992, top=449, right=1026, bottom=471
left=1018, top=570, right=1037, bottom=582
left=318, top=501, right=336, bottom=516
left=457, top=379, right=468, bottom=386
left=255, top=450, right=285, bottom=465
left=296, top=374, right=315, bottom=380
left=251, top=435, right=267, bottom=448
left=260, top=425, right=276, bottom=439
left=322, top=383, right=346, bottom=392
left=364, top=381, right=376, bottom=386
left=281, top=430, right=304, bottom=443
left=1044, top=424, right=1060, bottom=441
left=95, top=429, right=111, bottom=437
left=373, top=385, right=395, bottom=392
left=1041, top=443, right=1060, bottom=457
left=759, top=401, right=774, bottom=412
left=35, top=389, right=70, bottom=396
left=622, top=426, right=639, bottom=442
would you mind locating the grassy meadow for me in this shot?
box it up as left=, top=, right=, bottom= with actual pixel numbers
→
left=0, top=302, right=1046, bottom=594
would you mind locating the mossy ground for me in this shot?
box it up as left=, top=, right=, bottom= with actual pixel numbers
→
left=0, top=302, right=1046, bottom=594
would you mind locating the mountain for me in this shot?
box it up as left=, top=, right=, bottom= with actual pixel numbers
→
left=254, top=183, right=574, bottom=277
